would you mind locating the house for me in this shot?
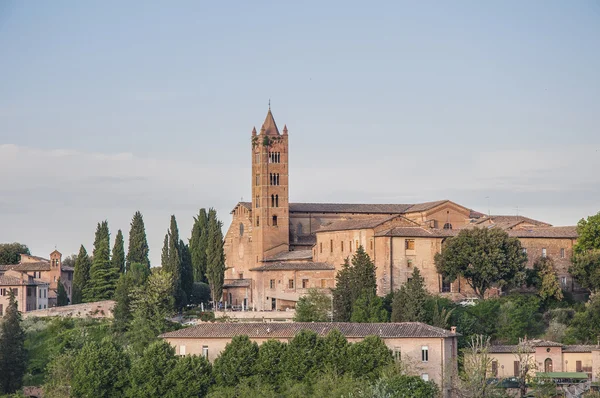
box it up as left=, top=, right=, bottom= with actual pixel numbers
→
left=0, top=269, right=49, bottom=314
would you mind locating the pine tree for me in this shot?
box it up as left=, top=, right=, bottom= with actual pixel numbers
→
left=161, top=233, right=169, bottom=268
left=72, top=245, right=91, bottom=304
left=112, top=229, right=125, bottom=274
left=126, top=211, right=150, bottom=271
left=189, top=208, right=209, bottom=282
left=86, top=222, right=118, bottom=301
left=0, top=291, right=26, bottom=394
left=57, top=281, right=69, bottom=306
left=332, top=259, right=353, bottom=321
left=163, top=215, right=185, bottom=308
left=206, top=209, right=226, bottom=308
left=391, top=267, right=429, bottom=322
left=179, top=240, right=194, bottom=305
left=112, top=262, right=150, bottom=334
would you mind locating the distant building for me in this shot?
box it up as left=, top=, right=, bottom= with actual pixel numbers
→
left=223, top=108, right=581, bottom=311
left=0, top=250, right=73, bottom=309
left=161, top=322, right=459, bottom=396
left=0, top=270, right=49, bottom=314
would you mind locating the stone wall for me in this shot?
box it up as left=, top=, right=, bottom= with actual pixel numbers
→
left=22, top=300, right=115, bottom=319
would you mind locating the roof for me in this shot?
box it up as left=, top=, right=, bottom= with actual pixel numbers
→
left=250, top=262, right=334, bottom=272
left=223, top=279, right=252, bottom=288
left=489, top=340, right=592, bottom=354
left=61, top=266, right=75, bottom=272
left=316, top=215, right=400, bottom=233
left=506, top=226, right=578, bottom=239
left=0, top=263, right=51, bottom=272
left=535, top=372, right=589, bottom=380
left=562, top=345, right=600, bottom=353
left=375, top=227, right=457, bottom=238
left=475, top=215, right=551, bottom=227
left=264, top=250, right=313, bottom=262
left=20, top=254, right=50, bottom=262
left=160, top=322, right=459, bottom=339
left=261, top=109, right=280, bottom=136
left=0, top=274, right=49, bottom=286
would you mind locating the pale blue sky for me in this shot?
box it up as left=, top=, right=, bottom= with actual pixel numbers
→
left=1, top=1, right=599, bottom=265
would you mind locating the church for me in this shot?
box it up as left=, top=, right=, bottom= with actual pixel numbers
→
left=223, top=109, right=579, bottom=311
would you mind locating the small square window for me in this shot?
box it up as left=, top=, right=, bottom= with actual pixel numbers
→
left=269, top=279, right=275, bottom=289
left=302, top=279, right=309, bottom=289
left=202, top=346, right=209, bottom=359
left=393, top=347, right=401, bottom=361
left=288, top=279, right=294, bottom=289
left=560, top=248, right=565, bottom=258
left=320, top=279, right=327, bottom=288
left=542, top=248, right=547, bottom=258
left=405, top=239, right=415, bottom=250
left=421, top=346, right=429, bottom=362
left=421, top=373, right=429, bottom=382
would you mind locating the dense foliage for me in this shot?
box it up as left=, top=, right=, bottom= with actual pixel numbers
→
left=206, top=208, right=226, bottom=308
left=0, top=242, right=30, bottom=265
left=71, top=245, right=91, bottom=305
left=126, top=211, right=150, bottom=271
left=294, top=288, right=331, bottom=322
left=0, top=291, right=26, bottom=394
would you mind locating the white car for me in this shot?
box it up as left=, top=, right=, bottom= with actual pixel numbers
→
left=458, top=297, right=479, bottom=306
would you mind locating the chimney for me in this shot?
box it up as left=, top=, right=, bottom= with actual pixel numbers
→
left=450, top=326, right=457, bottom=334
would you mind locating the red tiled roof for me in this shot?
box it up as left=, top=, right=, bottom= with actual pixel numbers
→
left=375, top=227, right=458, bottom=238
left=250, top=262, right=334, bottom=272
left=475, top=215, right=551, bottom=227
left=316, top=215, right=400, bottom=233
left=562, top=345, right=600, bottom=353
left=0, top=263, right=51, bottom=272
left=506, top=226, right=578, bottom=239
left=0, top=274, right=49, bottom=287
left=160, top=322, right=459, bottom=339
left=264, top=250, right=313, bottom=262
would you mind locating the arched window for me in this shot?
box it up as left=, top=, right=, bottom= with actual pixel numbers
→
left=271, top=194, right=275, bottom=207
left=275, top=194, right=279, bottom=207
left=239, top=223, right=244, bottom=237
left=443, top=223, right=453, bottom=230
left=272, top=215, right=278, bottom=226
left=544, top=358, right=553, bottom=373
left=297, top=223, right=303, bottom=235
left=255, top=195, right=260, bottom=208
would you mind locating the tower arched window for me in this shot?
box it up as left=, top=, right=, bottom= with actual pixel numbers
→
left=443, top=223, right=452, bottom=230
left=272, top=215, right=278, bottom=226
left=271, top=194, right=275, bottom=207
left=297, top=223, right=303, bottom=235
left=275, top=194, right=279, bottom=207
left=256, top=195, right=260, bottom=208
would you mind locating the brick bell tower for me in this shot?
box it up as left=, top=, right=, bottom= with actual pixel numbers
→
left=251, top=107, right=290, bottom=262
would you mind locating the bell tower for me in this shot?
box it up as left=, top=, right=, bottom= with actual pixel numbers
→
left=251, top=108, right=290, bottom=262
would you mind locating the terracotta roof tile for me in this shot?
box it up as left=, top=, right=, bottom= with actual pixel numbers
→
left=250, top=262, right=334, bottom=272
left=0, top=263, right=51, bottom=272
left=506, top=226, right=578, bottom=239
left=475, top=215, right=551, bottom=227
left=562, top=345, right=600, bottom=353
left=264, top=250, right=313, bottom=262
left=160, top=322, right=459, bottom=339
left=316, top=215, right=399, bottom=233
left=375, top=227, right=457, bottom=238
left=223, top=279, right=252, bottom=288
left=0, top=274, right=49, bottom=286
left=289, top=203, right=413, bottom=214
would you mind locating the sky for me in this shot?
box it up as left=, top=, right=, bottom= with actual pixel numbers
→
left=1, top=1, right=599, bottom=266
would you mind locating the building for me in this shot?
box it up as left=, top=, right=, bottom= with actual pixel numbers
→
left=487, top=340, right=600, bottom=382
left=161, top=322, right=459, bottom=394
left=0, top=250, right=74, bottom=308
left=0, top=270, right=49, bottom=314
left=223, top=109, right=580, bottom=310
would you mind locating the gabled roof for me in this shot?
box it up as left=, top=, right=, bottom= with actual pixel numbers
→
left=0, top=274, right=49, bottom=287
left=289, top=203, right=413, bottom=214
left=250, top=262, right=334, bottom=272
left=316, top=215, right=401, bottom=233
left=375, top=227, right=457, bottom=238
left=160, top=322, right=459, bottom=339
left=264, top=250, right=313, bottom=262
left=261, top=109, right=280, bottom=136
left=474, top=215, right=551, bottom=227
left=506, top=226, right=578, bottom=239
left=231, top=202, right=253, bottom=214
left=0, top=263, right=51, bottom=272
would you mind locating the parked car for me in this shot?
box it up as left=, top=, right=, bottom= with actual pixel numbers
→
left=458, top=297, right=479, bottom=306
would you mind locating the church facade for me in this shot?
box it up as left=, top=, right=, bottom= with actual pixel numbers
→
left=223, top=110, right=579, bottom=311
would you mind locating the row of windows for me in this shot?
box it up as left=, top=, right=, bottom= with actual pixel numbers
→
left=269, top=278, right=328, bottom=289
left=178, top=345, right=209, bottom=358
left=256, top=216, right=278, bottom=227
left=255, top=195, right=281, bottom=208
left=0, top=288, right=18, bottom=296
left=255, top=174, right=282, bottom=186
left=268, top=152, right=281, bottom=163
left=523, top=247, right=566, bottom=258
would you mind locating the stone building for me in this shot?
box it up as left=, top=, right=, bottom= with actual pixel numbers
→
left=223, top=109, right=580, bottom=311
left=0, top=270, right=49, bottom=314
left=161, top=322, right=459, bottom=396
left=0, top=250, right=74, bottom=308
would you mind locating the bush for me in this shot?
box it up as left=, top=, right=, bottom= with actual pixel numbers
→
left=213, top=335, right=259, bottom=386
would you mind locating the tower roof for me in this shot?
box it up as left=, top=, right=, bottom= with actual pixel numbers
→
left=261, top=109, right=280, bottom=136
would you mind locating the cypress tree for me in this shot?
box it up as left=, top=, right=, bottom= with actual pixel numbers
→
left=72, top=245, right=91, bottom=304
left=179, top=240, right=194, bottom=305
left=57, top=281, right=69, bottom=306
left=163, top=215, right=185, bottom=308
left=126, top=211, right=150, bottom=271
left=206, top=209, right=226, bottom=308
left=112, top=229, right=125, bottom=274
left=0, top=291, right=26, bottom=394
left=332, top=259, right=353, bottom=321
left=391, top=267, right=429, bottom=322
left=86, top=222, right=118, bottom=301
left=113, top=262, right=150, bottom=334
left=161, top=233, right=169, bottom=268
left=93, top=221, right=109, bottom=258
left=189, top=208, right=208, bottom=282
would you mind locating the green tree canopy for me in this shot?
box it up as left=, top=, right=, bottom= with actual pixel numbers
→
left=206, top=208, right=226, bottom=307
left=112, top=229, right=126, bottom=274
left=164, top=355, right=213, bottom=398
left=435, top=227, right=527, bottom=298
left=253, top=339, right=287, bottom=385
left=294, top=288, right=331, bottom=322
left=56, top=281, right=69, bottom=306
left=126, top=211, right=150, bottom=270
left=86, top=232, right=119, bottom=302
left=283, top=329, right=324, bottom=381
left=71, top=245, right=91, bottom=304
left=347, top=335, right=393, bottom=381
left=569, top=250, right=600, bottom=293
left=179, top=240, right=194, bottom=306
left=332, top=258, right=353, bottom=322
left=565, top=294, right=600, bottom=344
left=189, top=208, right=209, bottom=282
left=321, top=329, right=349, bottom=375
left=350, top=291, right=388, bottom=323
left=71, top=339, right=129, bottom=398
left=372, top=374, right=440, bottom=398
left=127, top=340, right=177, bottom=398
left=112, top=262, right=150, bottom=334
left=0, top=242, right=30, bottom=265
left=391, top=267, right=430, bottom=322
left=574, top=211, right=600, bottom=254
left=529, top=256, right=563, bottom=301
left=213, top=335, right=259, bottom=386
left=0, top=291, right=26, bottom=394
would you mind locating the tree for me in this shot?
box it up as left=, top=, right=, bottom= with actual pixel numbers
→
left=391, top=267, right=429, bottom=322
left=164, top=355, right=213, bottom=398
left=565, top=294, right=600, bottom=343
left=56, top=281, right=69, bottom=306
left=113, top=262, right=150, bottom=333
left=372, top=374, right=440, bottom=398
left=497, top=296, right=544, bottom=344
left=206, top=209, right=226, bottom=308
left=321, top=329, right=349, bottom=375
left=294, top=288, right=331, bottom=322
left=332, top=258, right=353, bottom=322
left=347, top=335, right=393, bottom=381
left=86, top=234, right=118, bottom=301
left=283, top=329, right=324, bottom=381
left=43, top=352, right=75, bottom=398
left=112, top=229, right=125, bottom=274
left=213, top=335, right=259, bottom=386
left=0, top=291, right=26, bottom=394
left=0, top=242, right=30, bottom=265
left=179, top=240, right=194, bottom=305
left=350, top=291, right=388, bottom=322
left=71, top=245, right=91, bottom=305
left=161, top=233, right=169, bottom=269
left=574, top=211, right=600, bottom=254
left=514, top=339, right=537, bottom=398
left=127, top=340, right=177, bottom=398
left=189, top=208, right=209, bottom=282
left=189, top=282, right=211, bottom=305
left=71, top=339, right=129, bottom=398
left=435, top=227, right=527, bottom=298
left=162, top=215, right=186, bottom=308
left=126, top=211, right=150, bottom=271
left=569, top=250, right=600, bottom=293
left=61, top=254, right=77, bottom=269
left=253, top=339, right=287, bottom=385
left=529, top=257, right=563, bottom=301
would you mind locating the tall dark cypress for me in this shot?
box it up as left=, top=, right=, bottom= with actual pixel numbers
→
left=72, top=245, right=91, bottom=304
left=86, top=221, right=118, bottom=301
left=127, top=211, right=150, bottom=270
left=179, top=240, right=194, bottom=304
left=206, top=209, right=225, bottom=307
left=189, top=208, right=208, bottom=282
left=161, top=233, right=169, bottom=268
left=0, top=291, right=26, bottom=394
left=112, top=229, right=125, bottom=274
left=163, top=215, right=184, bottom=308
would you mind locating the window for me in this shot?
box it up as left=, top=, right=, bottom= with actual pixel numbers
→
left=268, top=152, right=280, bottom=163
left=179, top=345, right=186, bottom=356
left=513, top=361, right=520, bottom=377
left=320, top=242, right=323, bottom=253
left=405, top=239, right=415, bottom=250
left=561, top=276, right=567, bottom=287
left=256, top=174, right=260, bottom=186
left=256, top=216, right=260, bottom=227
left=349, top=241, right=353, bottom=252
left=288, top=279, right=294, bottom=289
left=544, top=358, right=553, bottom=373
left=542, top=248, right=547, bottom=258
left=441, top=279, right=451, bottom=293
left=302, top=279, right=309, bottom=289
left=255, top=153, right=259, bottom=163
left=341, top=241, right=344, bottom=252
left=202, top=346, right=209, bottom=359
left=330, top=240, right=333, bottom=253
left=421, top=346, right=428, bottom=362
left=492, top=361, right=498, bottom=377
left=576, top=360, right=582, bottom=372
left=443, top=223, right=452, bottom=230
left=68, top=272, right=72, bottom=281
left=297, top=223, right=303, bottom=235
left=356, top=240, right=359, bottom=250
left=44, top=289, right=46, bottom=298
left=407, top=259, right=413, bottom=267
left=256, top=195, right=260, bottom=208
left=39, top=290, right=41, bottom=298
left=269, top=173, right=280, bottom=186
left=320, top=279, right=327, bottom=288
left=421, top=373, right=429, bottom=382
left=370, top=240, right=373, bottom=250
left=393, top=347, right=401, bottom=361
left=239, top=223, right=244, bottom=236
left=523, top=248, right=528, bottom=254
left=0, top=288, right=5, bottom=296
left=272, top=215, right=278, bottom=226
left=39, top=304, right=42, bottom=310
left=269, top=279, right=275, bottom=289
left=27, top=287, right=32, bottom=297
left=560, top=248, right=565, bottom=258
left=0, top=304, right=3, bottom=316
